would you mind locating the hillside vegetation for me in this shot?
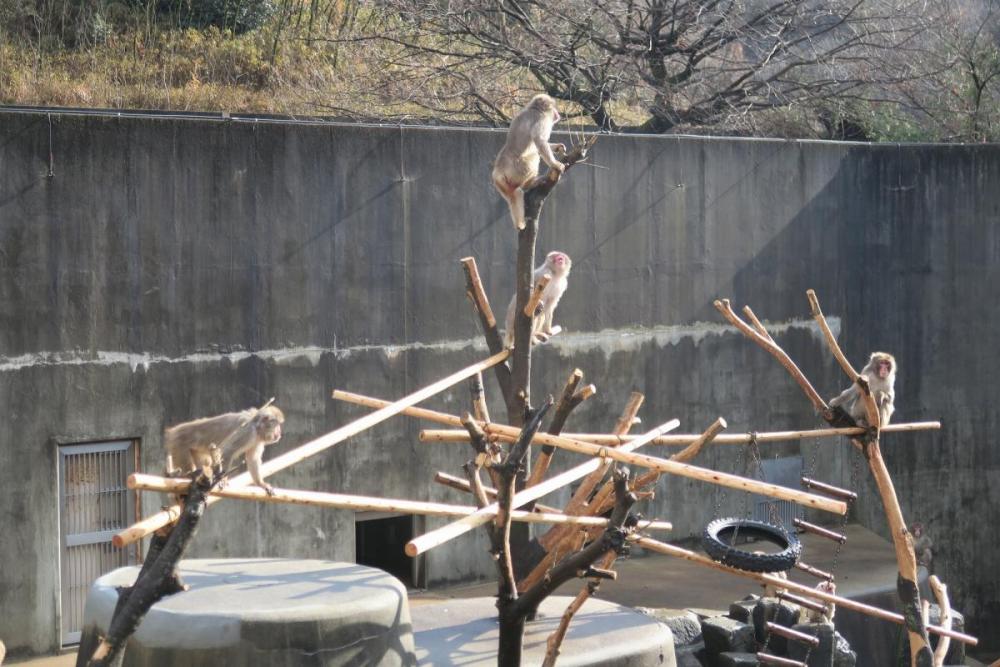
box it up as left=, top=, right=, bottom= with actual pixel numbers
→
left=1, top=0, right=997, bottom=141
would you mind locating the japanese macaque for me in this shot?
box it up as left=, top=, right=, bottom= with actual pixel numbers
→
left=504, top=251, right=572, bottom=347
left=164, top=403, right=285, bottom=495
left=762, top=568, right=788, bottom=598
left=911, top=522, right=934, bottom=570
left=492, top=94, right=565, bottom=230
left=805, top=580, right=837, bottom=623
left=828, top=351, right=897, bottom=427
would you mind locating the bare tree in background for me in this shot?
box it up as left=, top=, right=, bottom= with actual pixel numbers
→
left=892, top=0, right=1000, bottom=142
left=327, top=0, right=941, bottom=133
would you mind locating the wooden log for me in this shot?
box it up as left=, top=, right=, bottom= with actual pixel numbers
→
left=793, top=518, right=847, bottom=544
left=793, top=561, right=834, bottom=581
left=405, top=419, right=681, bottom=557
left=435, top=472, right=561, bottom=514
left=929, top=575, right=952, bottom=667
left=668, top=417, right=726, bottom=465
left=757, top=654, right=806, bottom=666
left=470, top=372, right=491, bottom=424
left=563, top=392, right=644, bottom=515
left=333, top=391, right=847, bottom=514
left=523, top=274, right=552, bottom=317
left=128, top=473, right=671, bottom=531
left=113, top=351, right=510, bottom=548
left=766, top=622, right=820, bottom=647
left=806, top=290, right=882, bottom=429
left=805, top=290, right=932, bottom=662
left=777, top=591, right=829, bottom=615
left=531, top=391, right=645, bottom=564
left=715, top=298, right=828, bottom=411
left=633, top=536, right=977, bottom=645
left=418, top=421, right=941, bottom=445
left=460, top=257, right=514, bottom=406
left=429, top=472, right=672, bottom=532
left=87, top=474, right=213, bottom=666
left=527, top=369, right=586, bottom=488
left=801, top=477, right=858, bottom=502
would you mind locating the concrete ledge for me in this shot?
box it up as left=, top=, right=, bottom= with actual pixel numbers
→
left=411, top=596, right=676, bottom=666
left=80, top=559, right=416, bottom=666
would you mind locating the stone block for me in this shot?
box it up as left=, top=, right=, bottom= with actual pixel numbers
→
left=717, top=652, right=760, bottom=666
left=751, top=598, right=802, bottom=653
left=638, top=607, right=703, bottom=646
left=832, top=630, right=856, bottom=667
left=787, top=622, right=835, bottom=667
left=729, top=595, right=760, bottom=624
left=702, top=616, right=755, bottom=657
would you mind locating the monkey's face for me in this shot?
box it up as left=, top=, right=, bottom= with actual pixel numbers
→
left=876, top=359, right=893, bottom=379
left=259, top=418, right=282, bottom=443
left=257, top=407, right=285, bottom=444
left=546, top=251, right=571, bottom=274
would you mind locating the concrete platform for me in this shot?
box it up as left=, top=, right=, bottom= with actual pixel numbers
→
left=411, top=596, right=675, bottom=666
left=79, top=559, right=416, bottom=666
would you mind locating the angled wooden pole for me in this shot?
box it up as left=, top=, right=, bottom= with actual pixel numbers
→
left=333, top=391, right=847, bottom=514
left=418, top=421, right=941, bottom=446
left=113, top=351, right=510, bottom=548
left=633, top=536, right=976, bottom=646
left=127, top=473, right=672, bottom=532
left=461, top=257, right=513, bottom=403
left=405, top=419, right=681, bottom=557
left=805, top=289, right=933, bottom=662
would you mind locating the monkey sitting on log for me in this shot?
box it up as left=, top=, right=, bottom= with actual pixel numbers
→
left=492, top=94, right=565, bottom=230
left=828, top=351, right=896, bottom=427
left=504, top=250, right=572, bottom=348
left=164, top=402, right=285, bottom=495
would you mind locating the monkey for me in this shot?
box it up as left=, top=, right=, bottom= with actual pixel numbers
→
left=762, top=567, right=788, bottom=598
left=805, top=579, right=837, bottom=623
left=164, top=403, right=285, bottom=495
left=911, top=522, right=934, bottom=570
left=492, top=94, right=565, bottom=230
left=503, top=251, right=572, bottom=348
left=828, top=351, right=896, bottom=427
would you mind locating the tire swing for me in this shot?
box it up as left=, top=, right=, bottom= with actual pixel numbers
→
left=701, top=432, right=801, bottom=574
left=702, top=517, right=801, bottom=573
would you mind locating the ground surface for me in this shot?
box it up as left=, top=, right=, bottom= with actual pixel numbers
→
left=14, top=524, right=991, bottom=664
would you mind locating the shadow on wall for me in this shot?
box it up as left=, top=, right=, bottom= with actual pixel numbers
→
left=728, top=141, right=1000, bottom=649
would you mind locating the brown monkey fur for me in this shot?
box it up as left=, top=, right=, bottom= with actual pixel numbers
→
left=829, top=351, right=896, bottom=427
left=164, top=404, right=285, bottom=495
left=492, top=94, right=565, bottom=230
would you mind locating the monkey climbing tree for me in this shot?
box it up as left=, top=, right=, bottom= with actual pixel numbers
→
left=106, top=135, right=977, bottom=667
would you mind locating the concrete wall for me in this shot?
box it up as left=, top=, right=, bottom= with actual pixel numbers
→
left=1, top=110, right=997, bottom=656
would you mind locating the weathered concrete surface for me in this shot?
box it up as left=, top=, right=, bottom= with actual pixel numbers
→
left=78, top=559, right=415, bottom=666
left=0, top=109, right=998, bottom=656
left=411, top=595, right=675, bottom=666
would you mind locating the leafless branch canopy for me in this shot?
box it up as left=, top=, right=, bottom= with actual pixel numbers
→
left=342, top=0, right=944, bottom=133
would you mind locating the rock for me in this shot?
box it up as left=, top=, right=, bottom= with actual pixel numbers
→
left=702, top=616, right=755, bottom=657
left=729, top=595, right=760, bottom=624
left=751, top=598, right=801, bottom=653
left=832, top=630, right=856, bottom=666
left=717, top=652, right=760, bottom=666
left=687, top=607, right=729, bottom=620
left=637, top=608, right=703, bottom=646
left=787, top=622, right=835, bottom=667
left=675, top=641, right=708, bottom=667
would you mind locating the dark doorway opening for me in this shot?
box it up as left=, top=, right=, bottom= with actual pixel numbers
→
left=355, top=514, right=413, bottom=587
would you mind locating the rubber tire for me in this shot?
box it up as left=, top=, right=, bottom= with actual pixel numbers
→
left=702, top=517, right=801, bottom=573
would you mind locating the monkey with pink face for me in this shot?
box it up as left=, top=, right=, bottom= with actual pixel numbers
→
left=504, top=251, right=572, bottom=348
left=829, top=351, right=897, bottom=427
left=164, top=403, right=285, bottom=495
left=492, top=94, right=565, bottom=230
